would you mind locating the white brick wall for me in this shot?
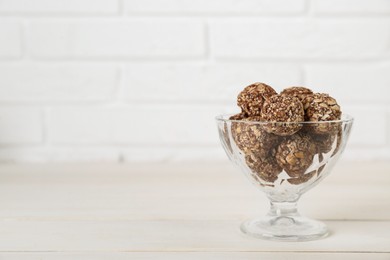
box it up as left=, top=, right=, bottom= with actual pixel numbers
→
left=0, top=0, right=118, bottom=14
left=210, top=19, right=389, bottom=59
left=48, top=105, right=227, bottom=145
left=0, top=108, right=43, bottom=144
left=311, top=0, right=390, bottom=14
left=305, top=63, right=390, bottom=104
left=124, top=0, right=306, bottom=14
left=29, top=20, right=205, bottom=58
left=123, top=62, right=302, bottom=103
left=0, top=23, right=22, bottom=58
left=0, top=0, right=389, bottom=162
left=0, top=63, right=118, bottom=101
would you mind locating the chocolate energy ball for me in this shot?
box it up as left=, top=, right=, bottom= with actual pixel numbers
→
left=310, top=131, right=336, bottom=154
left=220, top=113, right=248, bottom=155
left=245, top=152, right=282, bottom=183
left=231, top=116, right=281, bottom=157
left=261, top=95, right=305, bottom=136
left=302, top=93, right=342, bottom=134
left=237, top=82, right=277, bottom=116
left=229, top=112, right=248, bottom=120
left=280, top=86, right=313, bottom=102
left=275, top=133, right=317, bottom=178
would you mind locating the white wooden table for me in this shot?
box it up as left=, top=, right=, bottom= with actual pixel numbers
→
left=0, top=162, right=389, bottom=259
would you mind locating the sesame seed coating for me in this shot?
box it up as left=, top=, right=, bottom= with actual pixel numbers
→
left=231, top=115, right=282, bottom=157
left=237, top=82, right=277, bottom=116
left=261, top=95, right=305, bottom=136
left=280, top=86, right=313, bottom=102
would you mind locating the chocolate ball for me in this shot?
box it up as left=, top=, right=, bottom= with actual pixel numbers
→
left=302, top=93, right=342, bottom=134
left=245, top=152, right=282, bottom=183
left=231, top=116, right=281, bottom=157
left=275, top=133, right=316, bottom=178
left=311, top=132, right=336, bottom=154
left=237, top=82, right=277, bottom=116
left=261, top=95, right=305, bottom=136
left=280, top=86, right=313, bottom=102
left=220, top=113, right=248, bottom=155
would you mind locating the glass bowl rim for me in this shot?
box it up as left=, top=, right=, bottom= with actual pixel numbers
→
left=215, top=113, right=353, bottom=124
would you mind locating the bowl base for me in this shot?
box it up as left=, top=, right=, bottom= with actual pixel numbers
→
left=240, top=215, right=329, bottom=242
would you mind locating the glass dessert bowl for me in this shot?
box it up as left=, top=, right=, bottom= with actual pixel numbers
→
left=216, top=114, right=354, bottom=241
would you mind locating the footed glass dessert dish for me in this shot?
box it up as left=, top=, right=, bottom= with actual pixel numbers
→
left=216, top=114, right=353, bottom=241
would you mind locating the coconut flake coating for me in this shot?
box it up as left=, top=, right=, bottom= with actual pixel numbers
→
left=302, top=93, right=342, bottom=134
left=245, top=152, right=282, bottom=183
left=237, top=82, right=277, bottom=116
left=231, top=115, right=281, bottom=157
left=280, top=86, right=313, bottom=102
left=261, top=95, right=304, bottom=136
left=275, top=133, right=316, bottom=178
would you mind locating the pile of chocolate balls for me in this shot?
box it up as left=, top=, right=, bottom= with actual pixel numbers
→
left=229, top=83, right=342, bottom=185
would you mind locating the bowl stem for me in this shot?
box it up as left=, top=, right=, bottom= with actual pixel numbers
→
left=240, top=199, right=329, bottom=241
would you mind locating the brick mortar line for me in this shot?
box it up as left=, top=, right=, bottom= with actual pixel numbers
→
left=41, top=107, right=48, bottom=146
left=19, top=19, right=27, bottom=60
left=0, top=102, right=387, bottom=108
left=2, top=16, right=389, bottom=21
left=11, top=57, right=390, bottom=62
left=0, top=144, right=222, bottom=148
left=2, top=12, right=389, bottom=18
left=0, top=60, right=388, bottom=65
left=110, top=66, right=123, bottom=105
left=118, top=0, right=124, bottom=16
left=387, top=111, right=390, bottom=146
left=0, top=145, right=389, bottom=152
left=204, top=20, right=211, bottom=61
left=0, top=13, right=308, bottom=18
left=303, top=0, right=310, bottom=15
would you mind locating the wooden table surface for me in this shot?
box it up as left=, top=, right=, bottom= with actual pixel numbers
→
left=0, top=162, right=389, bottom=259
